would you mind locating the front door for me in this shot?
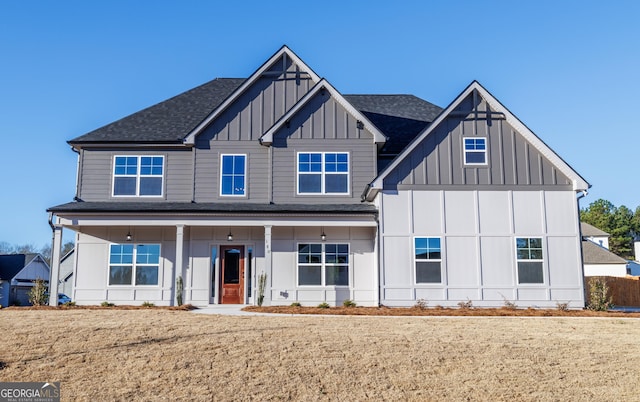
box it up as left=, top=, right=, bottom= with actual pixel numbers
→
left=220, top=246, right=244, bottom=304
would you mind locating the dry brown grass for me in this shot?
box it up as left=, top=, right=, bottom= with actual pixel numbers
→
left=1, top=309, right=640, bottom=401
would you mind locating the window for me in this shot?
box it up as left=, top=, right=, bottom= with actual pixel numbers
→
left=109, top=244, right=160, bottom=286
left=220, top=154, right=246, bottom=196
left=297, top=152, right=349, bottom=194
left=464, top=138, right=487, bottom=165
left=113, top=156, right=164, bottom=196
left=516, top=237, right=544, bottom=284
left=298, top=243, right=349, bottom=286
left=415, top=238, right=442, bottom=283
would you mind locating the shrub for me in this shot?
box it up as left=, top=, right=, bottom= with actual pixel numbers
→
left=343, top=299, right=357, bottom=308
left=457, top=299, right=473, bottom=309
left=290, top=302, right=302, bottom=307
left=556, top=301, right=570, bottom=311
left=502, top=296, right=517, bottom=310
left=317, top=302, right=330, bottom=309
left=176, top=275, right=184, bottom=306
left=414, top=298, right=428, bottom=310
left=62, top=301, right=76, bottom=307
left=257, top=273, right=267, bottom=307
left=587, top=278, right=614, bottom=311
left=101, top=301, right=115, bottom=307
left=28, top=278, right=47, bottom=306
left=142, top=301, right=155, bottom=308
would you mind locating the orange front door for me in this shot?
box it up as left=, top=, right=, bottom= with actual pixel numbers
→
left=220, top=246, right=244, bottom=304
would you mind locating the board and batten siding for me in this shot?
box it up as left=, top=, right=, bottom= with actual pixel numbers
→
left=379, top=189, right=585, bottom=308
left=78, top=148, right=193, bottom=202
left=271, top=92, right=378, bottom=204
left=383, top=92, right=572, bottom=189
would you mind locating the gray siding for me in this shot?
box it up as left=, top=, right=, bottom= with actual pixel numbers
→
left=383, top=91, right=572, bottom=189
left=78, top=148, right=193, bottom=202
left=271, top=92, right=377, bottom=204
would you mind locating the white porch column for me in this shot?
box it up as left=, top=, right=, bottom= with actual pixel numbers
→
left=263, top=225, right=272, bottom=306
left=175, top=225, right=184, bottom=306
left=48, top=225, right=63, bottom=306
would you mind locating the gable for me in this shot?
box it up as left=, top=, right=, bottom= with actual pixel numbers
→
left=0, top=254, right=26, bottom=280
left=367, top=81, right=590, bottom=198
left=187, top=46, right=321, bottom=144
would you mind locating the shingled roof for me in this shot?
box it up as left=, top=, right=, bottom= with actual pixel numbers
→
left=581, top=222, right=610, bottom=237
left=0, top=254, right=39, bottom=280
left=582, top=241, right=627, bottom=265
left=69, top=78, right=245, bottom=144
left=68, top=78, right=442, bottom=151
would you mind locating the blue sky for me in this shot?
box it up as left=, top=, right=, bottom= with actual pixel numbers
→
left=1, top=1, right=638, bottom=248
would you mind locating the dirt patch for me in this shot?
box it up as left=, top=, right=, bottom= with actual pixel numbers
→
left=1, top=309, right=640, bottom=401
left=244, top=305, right=640, bottom=317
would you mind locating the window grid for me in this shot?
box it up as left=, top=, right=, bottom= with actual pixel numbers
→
left=463, top=137, right=487, bottom=165
left=109, top=244, right=160, bottom=286
left=220, top=154, right=247, bottom=196
left=113, top=155, right=164, bottom=197
left=297, top=152, right=349, bottom=195
left=297, top=243, right=349, bottom=287
left=515, top=237, right=544, bottom=284
left=414, top=237, right=442, bottom=284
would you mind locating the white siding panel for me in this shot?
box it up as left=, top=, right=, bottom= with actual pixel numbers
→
left=414, top=288, right=446, bottom=301
left=545, top=191, right=578, bottom=235
left=75, top=243, right=107, bottom=289
left=517, top=288, right=547, bottom=301
left=480, top=237, right=515, bottom=286
left=547, top=237, right=581, bottom=286
left=513, top=191, right=543, bottom=234
left=478, top=192, right=511, bottom=234
left=447, top=288, right=480, bottom=300
left=383, top=236, right=412, bottom=286
left=446, top=237, right=479, bottom=286
left=384, top=288, right=413, bottom=300
left=382, top=192, right=411, bottom=234
left=444, top=191, right=476, bottom=234
left=412, top=191, right=442, bottom=233
left=583, top=264, right=628, bottom=277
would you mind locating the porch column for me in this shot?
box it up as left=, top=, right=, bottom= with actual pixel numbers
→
left=263, top=225, right=272, bottom=306
left=175, top=225, right=184, bottom=306
left=48, top=225, right=63, bottom=306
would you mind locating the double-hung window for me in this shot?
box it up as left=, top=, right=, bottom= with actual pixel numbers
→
left=516, top=238, right=544, bottom=284
left=297, top=152, right=349, bottom=194
left=463, top=138, right=487, bottom=165
left=220, top=154, right=246, bottom=196
left=113, top=156, right=164, bottom=196
left=298, top=243, right=349, bottom=286
left=415, top=237, right=442, bottom=283
left=109, top=244, right=160, bottom=286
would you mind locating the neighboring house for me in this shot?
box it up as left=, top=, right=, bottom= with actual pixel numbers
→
left=581, top=222, right=629, bottom=277
left=59, top=248, right=75, bottom=296
left=0, top=254, right=50, bottom=307
left=47, top=46, right=590, bottom=308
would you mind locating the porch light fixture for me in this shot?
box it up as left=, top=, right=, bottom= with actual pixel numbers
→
left=126, top=228, right=132, bottom=242
left=227, top=231, right=233, bottom=241
left=321, top=227, right=326, bottom=241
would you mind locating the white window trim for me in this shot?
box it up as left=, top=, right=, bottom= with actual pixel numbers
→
left=413, top=236, right=443, bottom=285
left=514, top=237, right=545, bottom=285
left=219, top=154, right=248, bottom=197
left=463, top=137, right=488, bottom=166
left=107, top=243, right=161, bottom=287
left=296, top=152, right=350, bottom=195
left=112, top=155, right=165, bottom=197
left=296, top=242, right=350, bottom=287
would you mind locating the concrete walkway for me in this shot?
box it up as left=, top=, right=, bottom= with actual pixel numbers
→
left=191, top=304, right=272, bottom=316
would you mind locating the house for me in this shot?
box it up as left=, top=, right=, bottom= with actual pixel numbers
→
left=0, top=254, right=50, bottom=307
left=47, top=46, right=590, bottom=308
left=581, top=222, right=628, bottom=277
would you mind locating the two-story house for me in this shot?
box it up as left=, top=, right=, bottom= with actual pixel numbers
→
left=47, top=46, right=590, bottom=308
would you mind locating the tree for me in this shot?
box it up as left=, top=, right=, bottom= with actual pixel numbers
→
left=581, top=199, right=637, bottom=259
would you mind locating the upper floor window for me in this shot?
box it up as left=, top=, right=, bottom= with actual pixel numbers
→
left=113, top=156, right=164, bottom=197
left=220, top=154, right=246, bottom=196
left=297, top=152, right=349, bottom=194
left=464, top=138, right=487, bottom=165
left=109, top=244, right=160, bottom=286
left=415, top=237, right=442, bottom=283
left=298, top=243, right=349, bottom=286
left=516, top=237, right=544, bottom=284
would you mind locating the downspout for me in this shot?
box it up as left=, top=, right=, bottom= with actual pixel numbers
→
left=576, top=189, right=589, bottom=307
left=70, top=147, right=81, bottom=200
